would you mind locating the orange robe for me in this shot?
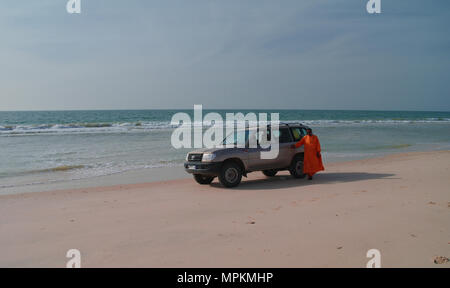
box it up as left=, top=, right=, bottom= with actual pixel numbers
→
left=295, top=135, right=324, bottom=176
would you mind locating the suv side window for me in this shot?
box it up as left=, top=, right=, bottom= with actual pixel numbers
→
left=264, top=127, right=294, bottom=144
left=290, top=127, right=305, bottom=142
left=273, top=127, right=293, bottom=143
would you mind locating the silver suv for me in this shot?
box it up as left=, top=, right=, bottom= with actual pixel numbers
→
left=184, top=123, right=310, bottom=187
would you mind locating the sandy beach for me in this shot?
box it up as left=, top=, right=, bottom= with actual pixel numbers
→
left=0, top=150, right=449, bottom=268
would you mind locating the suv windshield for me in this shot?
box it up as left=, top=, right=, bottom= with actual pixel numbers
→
left=223, top=130, right=250, bottom=146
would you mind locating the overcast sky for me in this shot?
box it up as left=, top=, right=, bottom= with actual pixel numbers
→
left=0, top=0, right=449, bottom=111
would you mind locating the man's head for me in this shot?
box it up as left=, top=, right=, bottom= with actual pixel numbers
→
left=306, top=128, right=313, bottom=136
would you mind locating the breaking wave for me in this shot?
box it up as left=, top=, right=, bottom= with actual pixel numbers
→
left=1, top=118, right=449, bottom=136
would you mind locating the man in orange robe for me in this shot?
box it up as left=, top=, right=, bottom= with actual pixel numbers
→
left=295, top=128, right=324, bottom=180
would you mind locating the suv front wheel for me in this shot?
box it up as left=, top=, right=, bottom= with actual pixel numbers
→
left=193, top=174, right=215, bottom=185
left=218, top=162, right=242, bottom=188
left=289, top=155, right=305, bottom=178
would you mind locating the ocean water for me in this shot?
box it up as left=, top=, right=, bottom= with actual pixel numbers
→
left=1, top=110, right=450, bottom=190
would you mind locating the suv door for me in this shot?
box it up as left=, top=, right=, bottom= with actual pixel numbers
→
left=245, top=129, right=263, bottom=171
left=272, top=127, right=295, bottom=169
left=247, top=127, right=294, bottom=170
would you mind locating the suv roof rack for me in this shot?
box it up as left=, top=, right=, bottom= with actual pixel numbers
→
left=245, top=122, right=310, bottom=129
left=276, top=122, right=310, bottom=128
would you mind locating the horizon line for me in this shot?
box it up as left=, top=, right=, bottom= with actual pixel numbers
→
left=0, top=108, right=450, bottom=113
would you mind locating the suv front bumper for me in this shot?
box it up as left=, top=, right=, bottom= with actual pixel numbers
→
left=184, top=161, right=222, bottom=176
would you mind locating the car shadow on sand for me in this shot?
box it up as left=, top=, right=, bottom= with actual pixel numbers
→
left=209, top=172, right=398, bottom=190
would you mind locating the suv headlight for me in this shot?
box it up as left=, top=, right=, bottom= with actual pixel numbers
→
left=202, top=153, right=216, bottom=162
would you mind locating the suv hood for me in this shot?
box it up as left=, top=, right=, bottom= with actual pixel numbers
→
left=188, top=147, right=226, bottom=154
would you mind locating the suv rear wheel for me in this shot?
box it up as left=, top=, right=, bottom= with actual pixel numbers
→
left=289, top=155, right=305, bottom=178
left=262, top=170, right=277, bottom=177
left=218, top=162, right=242, bottom=188
left=193, top=174, right=214, bottom=185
